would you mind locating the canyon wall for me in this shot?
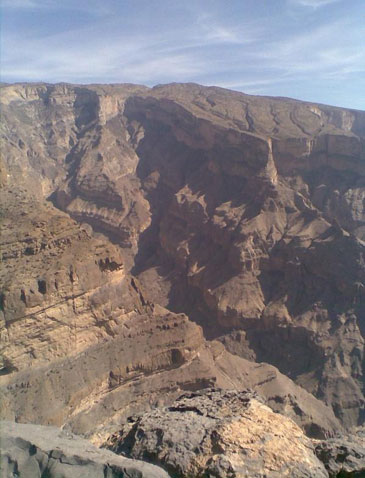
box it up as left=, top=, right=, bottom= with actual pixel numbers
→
left=1, top=82, right=364, bottom=439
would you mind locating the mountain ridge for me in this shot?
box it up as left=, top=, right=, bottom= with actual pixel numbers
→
left=1, top=82, right=364, bottom=445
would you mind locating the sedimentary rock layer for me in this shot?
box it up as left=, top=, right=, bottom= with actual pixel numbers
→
left=1, top=82, right=364, bottom=435
left=0, top=183, right=340, bottom=443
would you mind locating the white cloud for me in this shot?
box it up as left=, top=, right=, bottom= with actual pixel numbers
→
left=1, top=17, right=208, bottom=84
left=195, top=13, right=259, bottom=46
left=289, top=0, right=341, bottom=8
left=254, top=19, right=365, bottom=80
left=1, top=0, right=363, bottom=108
left=1, top=0, right=39, bottom=7
left=1, top=0, right=110, bottom=15
left=121, top=55, right=204, bottom=83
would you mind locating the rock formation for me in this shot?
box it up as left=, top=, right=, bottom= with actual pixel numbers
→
left=314, top=426, right=365, bottom=477
left=105, top=388, right=330, bottom=478
left=0, top=178, right=340, bottom=443
left=1, top=82, right=364, bottom=453
left=0, top=420, right=168, bottom=478
left=120, top=86, right=365, bottom=428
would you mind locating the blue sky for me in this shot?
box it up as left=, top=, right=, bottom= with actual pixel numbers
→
left=1, top=0, right=364, bottom=109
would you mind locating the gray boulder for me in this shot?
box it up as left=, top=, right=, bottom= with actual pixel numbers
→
left=314, top=427, right=365, bottom=477
left=0, top=420, right=169, bottom=478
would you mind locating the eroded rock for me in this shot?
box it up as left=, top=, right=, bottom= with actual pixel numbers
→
left=1, top=82, right=364, bottom=437
left=314, top=427, right=365, bottom=477
left=106, top=388, right=329, bottom=478
left=0, top=420, right=169, bottom=478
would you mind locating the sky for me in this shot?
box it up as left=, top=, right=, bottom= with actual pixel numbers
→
left=1, top=0, right=364, bottom=109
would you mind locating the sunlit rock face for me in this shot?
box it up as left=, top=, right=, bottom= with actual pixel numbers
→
left=1, top=82, right=364, bottom=440
left=106, top=389, right=330, bottom=478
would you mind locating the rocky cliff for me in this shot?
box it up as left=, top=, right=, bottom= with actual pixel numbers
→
left=121, top=86, right=365, bottom=428
left=0, top=179, right=339, bottom=443
left=1, top=83, right=364, bottom=444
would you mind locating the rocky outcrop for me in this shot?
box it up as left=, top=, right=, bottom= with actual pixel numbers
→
left=206, top=340, right=342, bottom=439
left=314, top=427, right=365, bottom=477
left=106, top=388, right=329, bottom=478
left=1, top=82, right=364, bottom=437
left=0, top=420, right=169, bottom=478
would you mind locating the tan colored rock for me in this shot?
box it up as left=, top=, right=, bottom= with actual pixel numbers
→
left=106, top=389, right=329, bottom=478
left=1, top=82, right=364, bottom=435
left=0, top=188, right=131, bottom=372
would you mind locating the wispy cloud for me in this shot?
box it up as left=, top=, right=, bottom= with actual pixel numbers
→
left=248, top=15, right=364, bottom=79
left=1, top=19, right=209, bottom=83
left=195, top=13, right=259, bottom=46
left=1, top=6, right=257, bottom=84
left=1, top=0, right=364, bottom=109
left=1, top=0, right=110, bottom=15
left=2, top=0, right=39, bottom=8
left=289, top=0, right=341, bottom=8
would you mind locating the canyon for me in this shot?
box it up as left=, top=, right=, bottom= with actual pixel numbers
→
left=0, top=82, right=364, bottom=476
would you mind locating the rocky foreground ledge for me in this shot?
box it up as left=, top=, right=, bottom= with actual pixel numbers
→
left=0, top=420, right=168, bottom=478
left=106, top=389, right=365, bottom=478
left=1, top=390, right=364, bottom=478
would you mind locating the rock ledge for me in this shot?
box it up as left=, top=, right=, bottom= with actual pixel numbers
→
left=106, top=388, right=329, bottom=478
left=0, top=420, right=169, bottom=478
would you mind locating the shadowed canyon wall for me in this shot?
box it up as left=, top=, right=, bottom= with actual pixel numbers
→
left=1, top=83, right=364, bottom=441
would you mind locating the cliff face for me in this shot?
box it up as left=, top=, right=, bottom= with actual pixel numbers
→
left=0, top=179, right=339, bottom=443
left=120, top=89, right=365, bottom=428
left=1, top=82, right=364, bottom=439
left=0, top=188, right=128, bottom=372
left=0, top=185, right=210, bottom=440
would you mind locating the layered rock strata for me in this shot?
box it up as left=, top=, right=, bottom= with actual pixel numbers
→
left=1, top=82, right=364, bottom=436
left=0, top=187, right=128, bottom=372
left=0, top=185, right=340, bottom=443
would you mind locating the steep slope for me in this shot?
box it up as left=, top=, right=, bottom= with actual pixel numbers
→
left=120, top=87, right=365, bottom=427
left=1, top=82, right=364, bottom=435
left=0, top=183, right=339, bottom=442
left=0, top=184, right=215, bottom=439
